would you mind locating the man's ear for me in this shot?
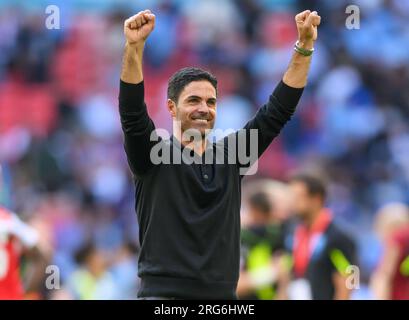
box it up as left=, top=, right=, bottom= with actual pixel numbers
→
left=167, top=99, right=177, bottom=118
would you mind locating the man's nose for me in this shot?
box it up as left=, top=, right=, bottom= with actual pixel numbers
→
left=196, top=102, right=209, bottom=113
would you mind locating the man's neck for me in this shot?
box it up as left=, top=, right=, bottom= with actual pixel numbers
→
left=174, top=128, right=208, bottom=156
left=304, top=207, right=323, bottom=229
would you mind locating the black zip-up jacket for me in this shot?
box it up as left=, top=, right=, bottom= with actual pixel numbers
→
left=119, top=79, right=303, bottom=299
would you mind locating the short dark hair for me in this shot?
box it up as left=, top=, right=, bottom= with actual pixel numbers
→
left=248, top=191, right=272, bottom=216
left=167, top=67, right=217, bottom=103
left=74, top=242, right=97, bottom=265
left=290, top=174, right=327, bottom=202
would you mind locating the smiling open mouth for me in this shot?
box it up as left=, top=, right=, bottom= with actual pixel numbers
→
left=192, top=118, right=208, bottom=123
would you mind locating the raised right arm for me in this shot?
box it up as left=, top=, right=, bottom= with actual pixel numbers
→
left=119, top=10, right=158, bottom=179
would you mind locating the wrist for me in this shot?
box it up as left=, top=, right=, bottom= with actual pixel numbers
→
left=126, top=40, right=145, bottom=52
left=297, top=39, right=314, bottom=50
left=294, top=39, right=314, bottom=57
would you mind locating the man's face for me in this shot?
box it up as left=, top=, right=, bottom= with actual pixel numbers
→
left=248, top=207, right=270, bottom=226
left=169, top=80, right=217, bottom=138
left=289, top=181, right=319, bottom=220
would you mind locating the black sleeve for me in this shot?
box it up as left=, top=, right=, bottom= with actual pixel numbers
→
left=118, top=80, right=159, bottom=179
left=244, top=80, right=304, bottom=157
left=225, top=81, right=304, bottom=172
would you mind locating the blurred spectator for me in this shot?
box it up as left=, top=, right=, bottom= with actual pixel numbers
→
left=110, top=242, right=140, bottom=300
left=65, top=243, right=118, bottom=300
left=0, top=205, right=50, bottom=300
left=371, top=203, right=409, bottom=299
left=238, top=180, right=291, bottom=300
left=285, top=174, right=357, bottom=300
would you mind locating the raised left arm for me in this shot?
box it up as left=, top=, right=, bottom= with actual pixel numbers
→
left=233, top=10, right=321, bottom=170
left=283, top=10, right=321, bottom=88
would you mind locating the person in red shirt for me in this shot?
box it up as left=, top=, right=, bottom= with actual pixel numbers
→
left=0, top=206, right=41, bottom=299
left=371, top=203, right=409, bottom=300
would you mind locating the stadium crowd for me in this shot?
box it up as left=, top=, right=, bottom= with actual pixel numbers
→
left=0, top=0, right=408, bottom=299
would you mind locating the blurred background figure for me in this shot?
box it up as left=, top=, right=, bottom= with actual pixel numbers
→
left=0, top=0, right=408, bottom=299
left=0, top=207, right=49, bottom=299
left=64, top=243, right=118, bottom=300
left=0, top=165, right=50, bottom=300
left=109, top=241, right=140, bottom=300
left=285, top=174, right=357, bottom=300
left=238, top=180, right=292, bottom=300
left=371, top=203, right=409, bottom=300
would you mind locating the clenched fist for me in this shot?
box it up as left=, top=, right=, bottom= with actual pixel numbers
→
left=124, top=10, right=156, bottom=46
left=295, top=10, right=321, bottom=49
